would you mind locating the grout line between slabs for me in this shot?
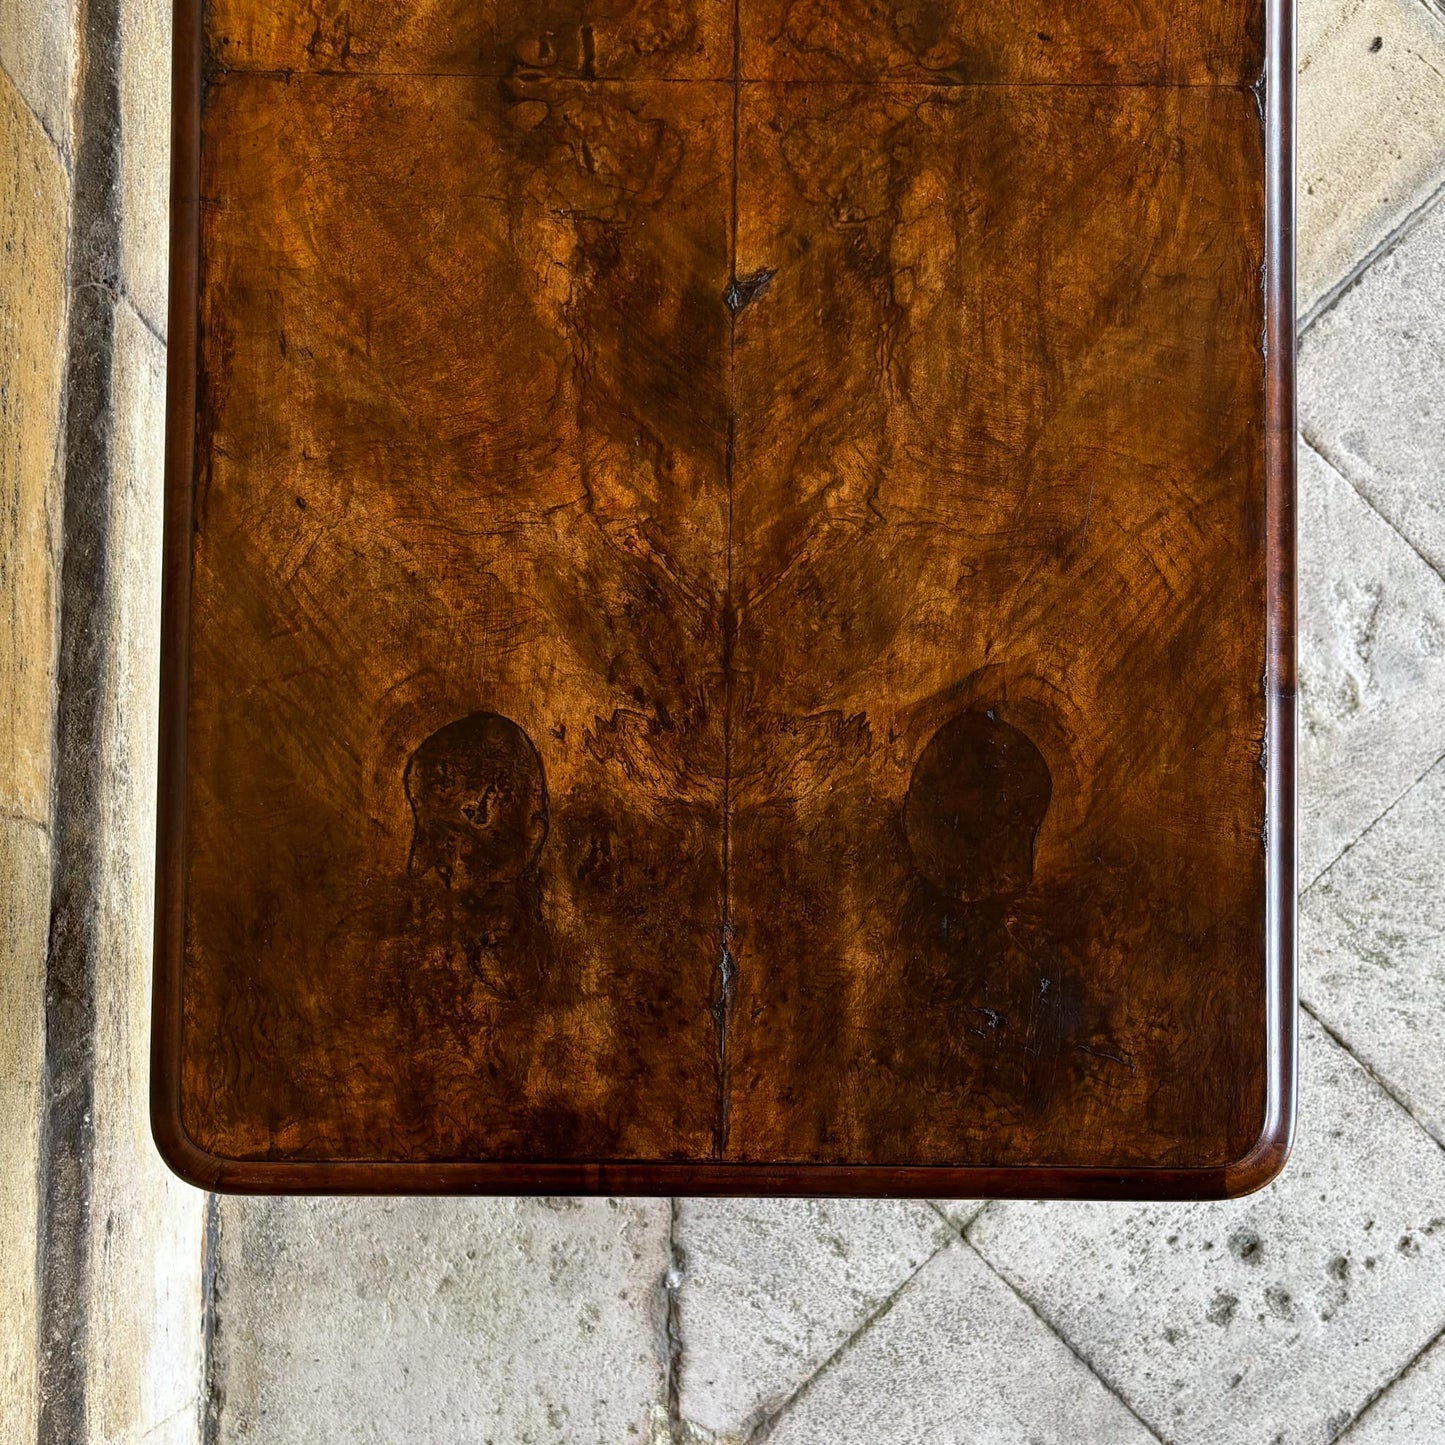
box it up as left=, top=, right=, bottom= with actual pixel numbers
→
left=0, top=54, right=71, bottom=167
left=741, top=1234, right=956, bottom=1443
left=930, top=1204, right=1171, bottom=1445
left=927, top=1198, right=991, bottom=1231
left=663, top=1196, right=685, bottom=1435
left=1298, top=172, right=1445, bottom=338
left=966, top=1247, right=1170, bottom=1445
left=1299, top=434, right=1445, bottom=595
left=1304, top=1002, right=1445, bottom=1156
left=1332, top=1317, right=1445, bottom=1443
left=138, top=1400, right=202, bottom=1441
left=926, top=1198, right=981, bottom=1234
left=199, top=1191, right=222, bottom=1445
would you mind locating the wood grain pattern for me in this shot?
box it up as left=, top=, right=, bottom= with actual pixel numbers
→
left=153, top=0, right=1294, bottom=1195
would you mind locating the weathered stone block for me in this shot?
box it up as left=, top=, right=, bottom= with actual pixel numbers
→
left=1297, top=441, right=1445, bottom=884
left=762, top=1244, right=1157, bottom=1445
left=1299, top=0, right=1445, bottom=312
left=1343, top=1329, right=1445, bottom=1443
left=0, top=816, right=51, bottom=1445
left=674, top=1198, right=952, bottom=1438
left=1, top=69, right=66, bottom=823
left=1301, top=196, right=1445, bottom=578
left=212, top=1196, right=671, bottom=1443
left=1305, top=757, right=1445, bottom=1148
left=970, top=1014, right=1445, bottom=1445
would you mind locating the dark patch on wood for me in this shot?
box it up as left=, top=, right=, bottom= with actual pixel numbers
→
left=724, top=268, right=776, bottom=314
left=904, top=711, right=1051, bottom=902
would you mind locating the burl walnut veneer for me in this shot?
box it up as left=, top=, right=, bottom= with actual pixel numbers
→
left=153, top=0, right=1296, bottom=1197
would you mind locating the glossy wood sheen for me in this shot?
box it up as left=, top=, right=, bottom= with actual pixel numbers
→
left=153, top=0, right=1296, bottom=1196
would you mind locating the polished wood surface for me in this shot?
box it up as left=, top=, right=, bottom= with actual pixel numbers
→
left=153, top=0, right=1295, bottom=1196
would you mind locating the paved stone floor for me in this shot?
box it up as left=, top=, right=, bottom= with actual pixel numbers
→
left=203, top=4, right=1445, bottom=1441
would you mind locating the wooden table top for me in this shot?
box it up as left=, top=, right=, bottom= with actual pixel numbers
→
left=152, top=0, right=1296, bottom=1198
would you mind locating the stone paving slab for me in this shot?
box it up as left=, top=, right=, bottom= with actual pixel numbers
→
left=760, top=1244, right=1159, bottom=1445
left=1297, top=440, right=1445, bottom=884
left=673, top=1198, right=952, bottom=1439
left=969, top=1014, right=1445, bottom=1445
left=82, top=302, right=206, bottom=1445
left=118, top=0, right=168, bottom=336
left=1340, top=1327, right=1445, bottom=1443
left=1299, top=0, right=1445, bottom=314
left=1305, top=756, right=1445, bottom=1149
left=1301, top=193, right=1445, bottom=577
left=212, top=1196, right=671, bottom=1444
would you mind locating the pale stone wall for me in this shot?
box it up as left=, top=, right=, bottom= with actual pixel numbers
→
left=80, top=302, right=205, bottom=1445
left=0, top=41, right=71, bottom=1445
left=1, top=0, right=205, bottom=1437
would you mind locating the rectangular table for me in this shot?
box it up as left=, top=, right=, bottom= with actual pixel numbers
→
left=153, top=0, right=1296, bottom=1197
